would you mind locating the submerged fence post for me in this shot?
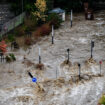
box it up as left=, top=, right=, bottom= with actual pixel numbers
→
left=78, top=63, right=81, bottom=79
left=52, top=25, right=54, bottom=44
left=70, top=10, right=73, bottom=27
left=67, top=49, right=70, bottom=63
left=91, top=41, right=94, bottom=58
left=38, top=47, right=41, bottom=64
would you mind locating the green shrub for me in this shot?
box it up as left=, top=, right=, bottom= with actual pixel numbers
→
left=8, top=34, right=15, bottom=42
left=34, top=22, right=51, bottom=40
left=99, top=95, right=105, bottom=105
left=9, top=54, right=16, bottom=61
left=14, top=26, right=25, bottom=37
left=46, top=13, right=62, bottom=29
left=40, top=23, right=51, bottom=36
left=14, top=14, right=37, bottom=37
left=33, top=28, right=42, bottom=40
left=24, top=16, right=37, bottom=31
left=5, top=56, right=11, bottom=62
left=0, top=36, right=2, bottom=42
left=6, top=53, right=16, bottom=62
left=25, top=3, right=35, bottom=14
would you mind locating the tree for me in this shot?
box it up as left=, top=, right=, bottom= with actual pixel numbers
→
left=46, top=0, right=54, bottom=10
left=9, top=0, right=36, bottom=16
left=54, top=0, right=83, bottom=12
left=0, top=41, right=7, bottom=54
left=33, top=0, right=47, bottom=21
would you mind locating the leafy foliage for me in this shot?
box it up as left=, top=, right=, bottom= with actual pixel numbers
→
left=14, top=15, right=38, bottom=37
left=9, top=0, right=35, bottom=15
left=46, top=0, right=54, bottom=10
left=40, top=23, right=51, bottom=36
left=0, top=41, right=7, bottom=54
left=9, top=53, right=16, bottom=61
left=8, top=34, right=15, bottom=42
left=9, top=0, right=105, bottom=15
left=24, top=16, right=38, bottom=31
left=5, top=56, right=11, bottom=62
left=54, top=0, right=83, bottom=12
left=34, top=28, right=42, bottom=40
left=34, top=22, right=51, bottom=40
left=99, top=95, right=105, bottom=105
left=5, top=53, right=16, bottom=62
left=32, top=0, right=47, bottom=22
left=14, top=26, right=25, bottom=37
left=24, top=38, right=32, bottom=45
left=46, top=13, right=62, bottom=29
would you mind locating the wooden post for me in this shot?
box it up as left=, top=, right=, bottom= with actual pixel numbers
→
left=52, top=25, right=54, bottom=44
left=38, top=47, right=41, bottom=64
left=67, top=49, right=70, bottom=63
left=91, top=41, right=94, bottom=58
left=70, top=10, right=73, bottom=27
left=78, top=63, right=81, bottom=79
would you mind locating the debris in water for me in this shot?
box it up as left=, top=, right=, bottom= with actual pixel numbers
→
left=35, top=63, right=45, bottom=70
left=61, top=60, right=72, bottom=67
left=85, top=58, right=96, bottom=65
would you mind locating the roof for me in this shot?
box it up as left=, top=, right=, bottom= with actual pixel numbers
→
left=49, top=8, right=65, bottom=14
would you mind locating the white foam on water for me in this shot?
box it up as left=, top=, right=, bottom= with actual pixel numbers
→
left=78, top=38, right=88, bottom=44
left=71, top=37, right=88, bottom=44
left=96, top=21, right=105, bottom=25
left=96, top=79, right=104, bottom=96
left=0, top=87, right=33, bottom=104
left=96, top=18, right=103, bottom=20
left=91, top=66, right=99, bottom=74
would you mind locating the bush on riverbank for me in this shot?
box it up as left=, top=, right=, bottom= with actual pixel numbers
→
left=46, top=13, right=62, bottom=29
left=98, top=94, right=105, bottom=105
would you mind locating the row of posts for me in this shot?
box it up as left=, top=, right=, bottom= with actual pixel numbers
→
left=28, top=40, right=102, bottom=82
left=38, top=41, right=95, bottom=65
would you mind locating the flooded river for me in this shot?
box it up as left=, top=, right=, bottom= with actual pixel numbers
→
left=0, top=10, right=105, bottom=105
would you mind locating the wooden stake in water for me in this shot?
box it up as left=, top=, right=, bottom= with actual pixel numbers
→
left=91, top=41, right=94, bottom=58
left=67, top=49, right=70, bottom=63
left=38, top=47, right=41, bottom=64
left=52, top=25, right=54, bottom=44
left=99, top=61, right=102, bottom=75
left=78, top=63, right=81, bottom=79
left=70, top=10, right=73, bottom=27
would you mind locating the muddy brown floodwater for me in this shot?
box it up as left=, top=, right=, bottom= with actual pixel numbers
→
left=0, top=10, right=105, bottom=105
